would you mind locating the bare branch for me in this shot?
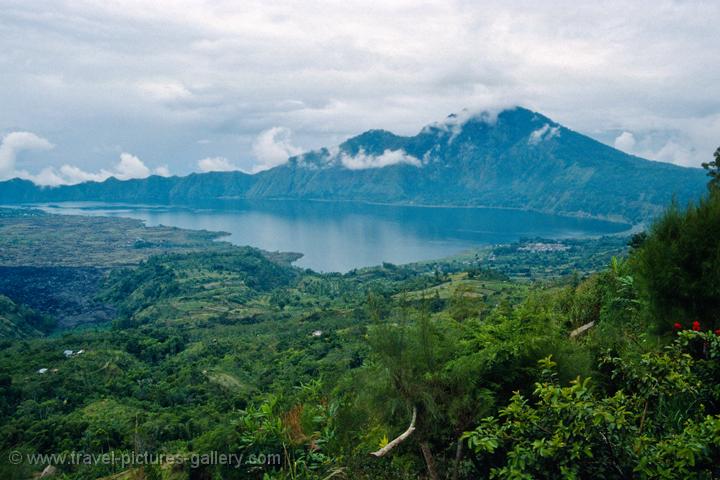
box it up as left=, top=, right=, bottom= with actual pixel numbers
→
left=370, top=407, right=417, bottom=457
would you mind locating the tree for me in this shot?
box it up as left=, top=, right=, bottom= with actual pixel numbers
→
left=633, top=189, right=720, bottom=331
left=701, top=146, right=720, bottom=190
left=366, top=303, right=447, bottom=480
left=363, top=291, right=569, bottom=479
left=448, top=284, right=484, bottom=322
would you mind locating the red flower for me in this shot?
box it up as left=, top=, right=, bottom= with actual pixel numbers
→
left=673, top=322, right=682, bottom=330
left=715, top=329, right=720, bottom=336
left=692, top=321, right=701, bottom=331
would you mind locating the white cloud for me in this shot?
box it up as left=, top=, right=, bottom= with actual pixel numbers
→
left=528, top=124, right=560, bottom=144
left=154, top=165, right=171, bottom=177
left=58, top=164, right=109, bottom=183
left=197, top=156, right=241, bottom=172
left=649, top=140, right=695, bottom=167
left=14, top=151, right=169, bottom=186
left=614, top=131, right=636, bottom=152
left=250, top=127, right=303, bottom=173
left=422, top=107, right=511, bottom=143
left=137, top=81, right=193, bottom=103
left=16, top=167, right=67, bottom=187
left=611, top=130, right=698, bottom=166
left=0, top=132, right=54, bottom=180
left=339, top=149, right=421, bottom=170
left=0, top=1, right=719, bottom=171
left=113, top=152, right=150, bottom=179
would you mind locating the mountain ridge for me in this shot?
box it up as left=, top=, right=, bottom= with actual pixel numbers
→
left=0, top=107, right=707, bottom=224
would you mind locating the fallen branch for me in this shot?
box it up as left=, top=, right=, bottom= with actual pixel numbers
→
left=570, top=321, right=595, bottom=338
left=370, top=407, right=417, bottom=457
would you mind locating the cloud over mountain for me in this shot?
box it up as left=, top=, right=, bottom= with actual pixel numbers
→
left=250, top=127, right=303, bottom=173
left=528, top=124, right=560, bottom=144
left=9, top=146, right=169, bottom=186
left=0, top=132, right=54, bottom=180
left=339, top=149, right=421, bottom=170
left=198, top=157, right=240, bottom=172
left=614, top=132, right=636, bottom=152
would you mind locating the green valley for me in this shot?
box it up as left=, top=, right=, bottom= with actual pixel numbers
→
left=0, top=178, right=719, bottom=478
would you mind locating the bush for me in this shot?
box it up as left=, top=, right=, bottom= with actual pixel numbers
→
left=464, top=333, right=720, bottom=479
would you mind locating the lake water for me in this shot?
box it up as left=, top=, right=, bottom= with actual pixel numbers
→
left=36, top=200, right=631, bottom=272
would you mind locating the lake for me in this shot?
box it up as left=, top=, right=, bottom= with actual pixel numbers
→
left=35, top=200, right=631, bottom=272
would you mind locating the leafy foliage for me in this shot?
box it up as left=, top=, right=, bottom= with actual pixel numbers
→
left=634, top=189, right=720, bottom=331
left=464, top=339, right=720, bottom=479
left=1, top=182, right=720, bottom=478
left=701, top=146, right=720, bottom=190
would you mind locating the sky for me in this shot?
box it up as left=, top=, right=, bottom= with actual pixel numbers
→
left=0, top=0, right=719, bottom=185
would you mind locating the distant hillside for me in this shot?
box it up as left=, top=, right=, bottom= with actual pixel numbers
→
left=0, top=295, right=53, bottom=339
left=0, top=171, right=255, bottom=204
left=0, top=107, right=707, bottom=224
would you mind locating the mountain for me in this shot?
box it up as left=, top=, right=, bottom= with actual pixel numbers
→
left=0, top=171, right=255, bottom=204
left=0, top=107, right=707, bottom=224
